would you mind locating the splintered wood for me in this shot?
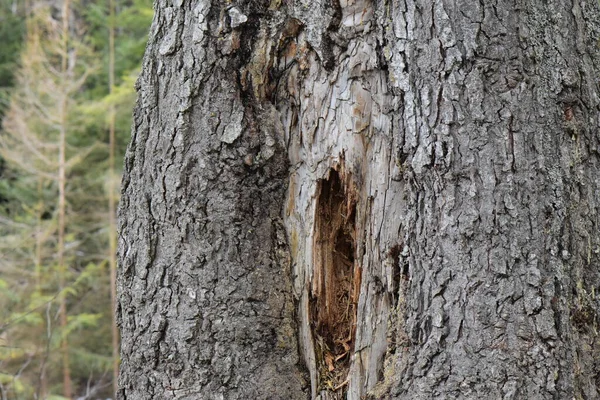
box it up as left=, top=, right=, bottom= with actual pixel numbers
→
left=311, top=166, right=361, bottom=397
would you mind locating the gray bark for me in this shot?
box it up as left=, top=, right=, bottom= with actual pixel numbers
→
left=118, top=0, right=600, bottom=399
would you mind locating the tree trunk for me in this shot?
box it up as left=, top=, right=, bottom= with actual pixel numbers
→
left=118, top=0, right=600, bottom=399
left=59, top=0, right=72, bottom=397
left=108, top=0, right=120, bottom=394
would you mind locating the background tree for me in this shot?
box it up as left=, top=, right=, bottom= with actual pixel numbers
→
left=119, top=0, right=600, bottom=399
left=0, top=4, right=105, bottom=397
left=107, top=0, right=119, bottom=393
left=0, top=0, right=152, bottom=398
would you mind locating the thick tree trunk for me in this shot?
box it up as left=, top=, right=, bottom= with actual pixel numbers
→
left=118, top=0, right=600, bottom=399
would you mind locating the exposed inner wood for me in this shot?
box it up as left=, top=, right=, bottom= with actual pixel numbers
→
left=311, top=166, right=361, bottom=395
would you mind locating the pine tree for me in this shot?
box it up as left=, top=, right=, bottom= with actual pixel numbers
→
left=0, top=4, right=97, bottom=398
left=0, top=0, right=153, bottom=397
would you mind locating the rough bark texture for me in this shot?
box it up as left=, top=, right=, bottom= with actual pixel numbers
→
left=116, top=2, right=308, bottom=398
left=372, top=1, right=600, bottom=398
left=118, top=0, right=600, bottom=399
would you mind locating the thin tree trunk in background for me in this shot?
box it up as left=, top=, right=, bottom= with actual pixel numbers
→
left=118, top=0, right=600, bottom=399
left=58, top=83, right=71, bottom=400
left=108, top=0, right=120, bottom=394
left=59, top=0, right=72, bottom=397
left=34, top=180, right=43, bottom=291
left=35, top=179, right=48, bottom=400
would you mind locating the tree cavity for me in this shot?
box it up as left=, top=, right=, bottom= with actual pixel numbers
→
left=310, top=167, right=361, bottom=396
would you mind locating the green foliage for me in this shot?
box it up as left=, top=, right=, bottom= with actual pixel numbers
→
left=0, top=373, right=30, bottom=398
left=0, top=0, right=26, bottom=117
left=78, top=0, right=152, bottom=164
left=0, top=0, right=153, bottom=398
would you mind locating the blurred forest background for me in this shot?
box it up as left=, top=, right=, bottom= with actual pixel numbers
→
left=0, top=0, right=153, bottom=398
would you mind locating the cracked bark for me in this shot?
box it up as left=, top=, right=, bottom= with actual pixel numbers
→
left=118, top=0, right=600, bottom=399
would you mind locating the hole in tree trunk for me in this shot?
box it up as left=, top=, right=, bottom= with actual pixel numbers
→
left=311, top=166, right=361, bottom=396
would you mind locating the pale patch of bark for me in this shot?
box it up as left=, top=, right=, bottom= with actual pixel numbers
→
left=278, top=1, right=403, bottom=398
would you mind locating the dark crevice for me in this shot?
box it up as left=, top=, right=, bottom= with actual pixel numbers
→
left=388, top=244, right=402, bottom=309
left=311, top=167, right=360, bottom=395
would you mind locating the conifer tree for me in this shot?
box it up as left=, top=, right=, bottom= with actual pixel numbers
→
left=0, top=0, right=153, bottom=397
left=1, top=3, right=91, bottom=398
